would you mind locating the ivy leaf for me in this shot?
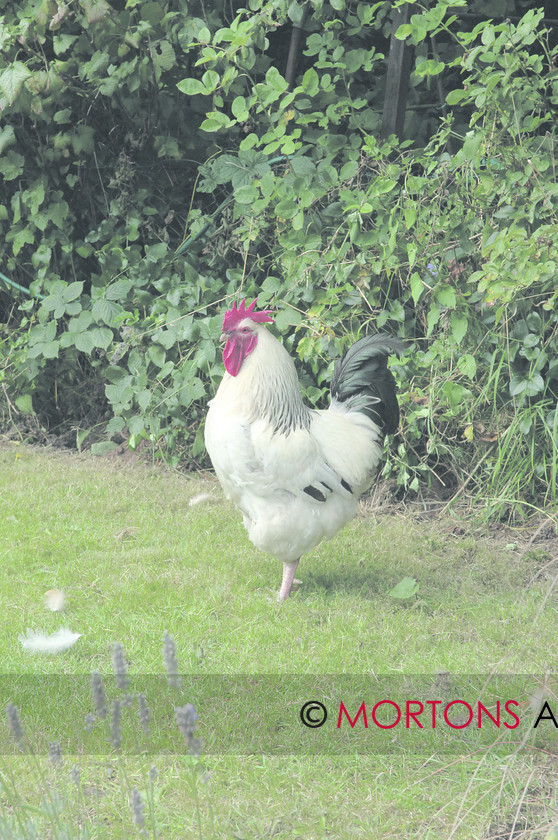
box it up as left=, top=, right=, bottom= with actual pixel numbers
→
left=0, top=150, right=25, bottom=180
left=11, top=226, right=35, bottom=256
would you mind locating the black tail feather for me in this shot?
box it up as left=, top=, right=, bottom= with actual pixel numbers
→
left=330, top=334, right=407, bottom=435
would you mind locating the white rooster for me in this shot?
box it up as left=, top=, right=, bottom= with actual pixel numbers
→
left=204, top=298, right=406, bottom=601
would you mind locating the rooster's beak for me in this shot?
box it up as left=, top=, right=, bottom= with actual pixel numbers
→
left=219, top=333, right=228, bottom=343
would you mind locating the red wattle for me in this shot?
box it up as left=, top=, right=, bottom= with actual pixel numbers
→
left=223, top=337, right=243, bottom=376
left=223, top=334, right=257, bottom=376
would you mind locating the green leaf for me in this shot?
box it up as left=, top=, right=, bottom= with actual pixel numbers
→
left=106, top=279, right=133, bottom=300
left=0, top=125, right=16, bottom=155
left=53, top=34, right=78, bottom=56
left=525, top=373, right=544, bottom=396
left=200, top=117, right=231, bottom=133
left=388, top=577, right=420, bottom=599
left=446, top=88, right=469, bottom=106
left=234, top=184, right=258, bottom=204
left=81, top=0, right=112, bottom=23
left=426, top=301, right=440, bottom=336
left=290, top=155, right=315, bottom=176
left=0, top=150, right=25, bottom=180
left=91, top=441, right=119, bottom=456
left=139, top=0, right=164, bottom=24
left=92, top=298, right=123, bottom=325
left=153, top=329, right=176, bottom=350
left=42, top=341, right=60, bottom=359
left=265, top=66, right=288, bottom=93
left=275, top=197, right=298, bottom=219
left=15, top=394, right=34, bottom=414
left=415, top=58, right=445, bottom=76
left=435, top=286, right=456, bottom=308
left=11, top=226, right=34, bottom=256
left=395, top=23, right=412, bottom=39
left=462, top=132, right=482, bottom=161
left=301, top=67, right=319, bottom=96
left=287, top=1, right=305, bottom=25
left=231, top=95, right=249, bottom=120
left=274, top=308, right=302, bottom=330
left=74, top=331, right=95, bottom=354
left=410, top=272, right=424, bottom=305
left=64, top=281, right=84, bottom=302
left=0, top=62, right=31, bottom=105
left=457, top=354, right=477, bottom=379
left=90, top=326, right=113, bottom=350
left=67, top=312, right=92, bottom=332
left=451, top=313, right=467, bottom=345
left=147, top=345, right=166, bottom=368
left=177, top=78, right=205, bottom=95
left=105, top=366, right=129, bottom=384
left=202, top=70, right=220, bottom=91
left=152, top=40, right=175, bottom=72
left=509, top=376, right=527, bottom=397
left=144, top=242, right=168, bottom=262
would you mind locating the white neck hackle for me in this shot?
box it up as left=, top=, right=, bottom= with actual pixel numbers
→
left=219, top=323, right=310, bottom=434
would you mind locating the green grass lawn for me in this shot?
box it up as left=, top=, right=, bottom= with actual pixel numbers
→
left=1, top=441, right=557, bottom=839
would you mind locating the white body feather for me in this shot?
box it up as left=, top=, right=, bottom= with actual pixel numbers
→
left=19, top=627, right=82, bottom=654
left=205, top=325, right=383, bottom=564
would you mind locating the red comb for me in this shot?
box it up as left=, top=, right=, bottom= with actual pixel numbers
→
left=222, top=298, right=274, bottom=331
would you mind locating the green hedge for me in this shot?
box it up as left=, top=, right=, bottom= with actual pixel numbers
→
left=0, top=0, right=557, bottom=518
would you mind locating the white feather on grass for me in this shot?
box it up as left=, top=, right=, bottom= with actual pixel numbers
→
left=44, top=588, right=66, bottom=611
left=189, top=493, right=217, bottom=507
left=19, top=628, right=82, bottom=654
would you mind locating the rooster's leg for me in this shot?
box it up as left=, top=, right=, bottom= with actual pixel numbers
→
left=277, top=559, right=300, bottom=602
